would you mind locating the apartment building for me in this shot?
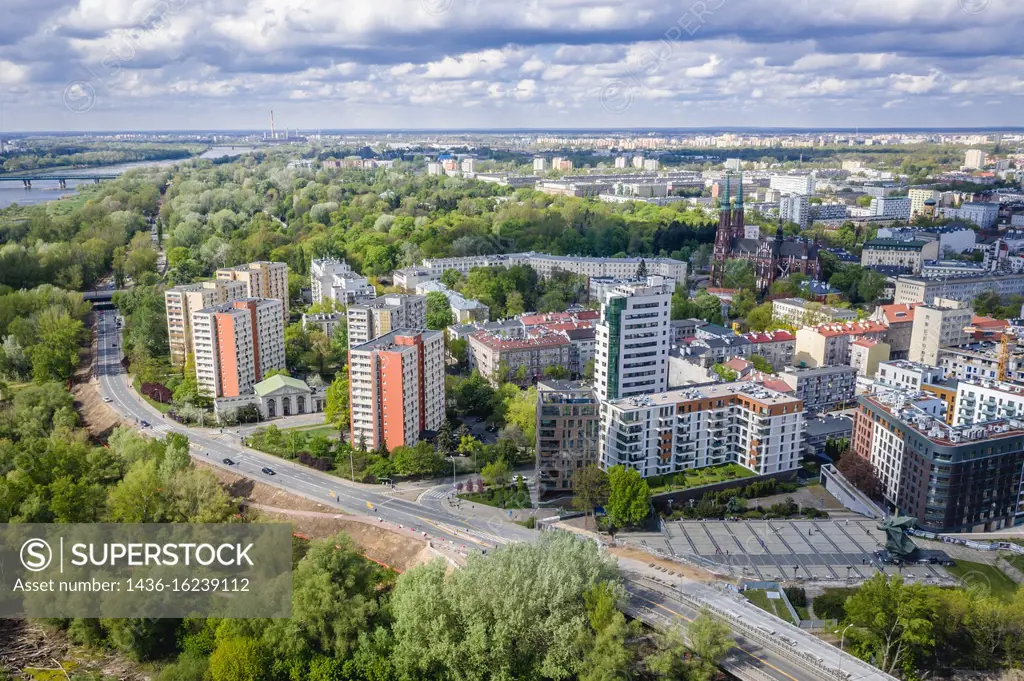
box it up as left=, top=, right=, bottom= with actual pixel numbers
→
left=599, top=382, right=805, bottom=478
left=869, top=303, right=919, bottom=359
left=954, top=380, right=1024, bottom=426
left=192, top=298, right=285, bottom=398
left=301, top=312, right=344, bottom=339
left=216, top=261, right=289, bottom=321
left=310, top=258, right=376, bottom=306
left=939, top=343, right=1024, bottom=383
left=861, top=239, right=939, bottom=274
left=742, top=330, right=796, bottom=370
left=894, top=272, right=1024, bottom=305
left=772, top=298, right=857, bottom=327
left=164, top=279, right=247, bottom=365
left=399, top=252, right=687, bottom=285
left=794, top=320, right=888, bottom=367
left=908, top=188, right=941, bottom=217
left=769, top=174, right=815, bottom=196
left=348, top=330, right=445, bottom=450
left=346, top=294, right=426, bottom=347
left=468, top=329, right=571, bottom=384
left=868, top=197, right=912, bottom=221
left=956, top=202, right=1000, bottom=230
left=779, top=366, right=857, bottom=412
left=535, top=380, right=601, bottom=496
left=875, top=360, right=945, bottom=391
left=779, top=194, right=810, bottom=229
left=964, top=149, right=987, bottom=170
left=908, top=302, right=973, bottom=366
left=594, top=277, right=673, bottom=401
left=852, top=389, right=1024, bottom=532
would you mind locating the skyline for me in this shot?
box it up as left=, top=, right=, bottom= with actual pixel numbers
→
left=1, top=0, right=1021, bottom=132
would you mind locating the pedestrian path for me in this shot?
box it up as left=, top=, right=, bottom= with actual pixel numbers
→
left=421, top=487, right=453, bottom=501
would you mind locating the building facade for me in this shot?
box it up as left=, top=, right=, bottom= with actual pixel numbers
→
left=894, top=273, right=1024, bottom=305
left=794, top=321, right=888, bottom=368
left=535, top=381, right=601, bottom=496
left=599, top=382, right=805, bottom=478
left=468, top=329, right=572, bottom=384
left=192, top=298, right=285, bottom=398
left=310, top=258, right=376, bottom=306
left=347, top=294, right=427, bottom=347
left=594, top=277, right=673, bottom=401
left=908, top=302, right=973, bottom=366
left=743, top=330, right=796, bottom=370
left=348, top=330, right=445, bottom=450
left=216, top=261, right=289, bottom=322
left=861, top=239, right=940, bottom=274
left=779, top=366, right=857, bottom=412
left=165, top=279, right=247, bottom=365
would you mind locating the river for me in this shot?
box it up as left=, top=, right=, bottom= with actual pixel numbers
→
left=0, top=146, right=255, bottom=209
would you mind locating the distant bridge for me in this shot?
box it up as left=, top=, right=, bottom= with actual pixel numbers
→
left=0, top=174, right=119, bottom=189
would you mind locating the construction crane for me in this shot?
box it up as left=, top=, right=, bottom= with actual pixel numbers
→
left=963, top=324, right=1017, bottom=382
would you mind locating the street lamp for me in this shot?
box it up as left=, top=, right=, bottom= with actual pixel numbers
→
left=448, top=456, right=457, bottom=486
left=838, top=623, right=854, bottom=679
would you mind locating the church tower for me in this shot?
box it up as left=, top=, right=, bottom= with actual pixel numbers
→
left=711, top=174, right=733, bottom=286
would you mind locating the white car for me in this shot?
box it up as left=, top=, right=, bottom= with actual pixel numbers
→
left=103, top=397, right=113, bottom=403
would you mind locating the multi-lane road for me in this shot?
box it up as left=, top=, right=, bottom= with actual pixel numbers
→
left=93, top=310, right=894, bottom=681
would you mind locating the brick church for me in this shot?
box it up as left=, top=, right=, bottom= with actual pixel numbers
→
left=709, top=173, right=822, bottom=292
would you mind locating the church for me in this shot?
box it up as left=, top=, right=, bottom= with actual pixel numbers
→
left=709, top=173, right=822, bottom=292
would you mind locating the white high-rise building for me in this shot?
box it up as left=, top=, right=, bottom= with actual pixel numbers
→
left=779, top=194, right=810, bottom=229
left=192, top=298, right=285, bottom=398
left=461, top=158, right=477, bottom=174
left=964, top=149, right=987, bottom=170
left=769, top=174, right=815, bottom=196
left=869, top=196, right=912, bottom=220
left=908, top=188, right=940, bottom=217
left=533, top=157, right=549, bottom=172
left=310, top=258, right=376, bottom=306
left=594, top=276, right=673, bottom=401
left=614, top=156, right=628, bottom=169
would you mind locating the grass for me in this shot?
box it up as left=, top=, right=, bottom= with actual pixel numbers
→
left=946, top=560, right=1019, bottom=599
left=646, top=463, right=756, bottom=494
left=743, top=589, right=797, bottom=625
left=279, top=424, right=341, bottom=439
left=458, top=486, right=531, bottom=510
left=1003, top=553, right=1024, bottom=574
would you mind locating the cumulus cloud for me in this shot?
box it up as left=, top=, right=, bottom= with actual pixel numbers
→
left=1, top=0, right=1021, bottom=129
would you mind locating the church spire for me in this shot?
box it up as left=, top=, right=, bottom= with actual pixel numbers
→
left=735, top=170, right=744, bottom=210
left=720, top=173, right=730, bottom=211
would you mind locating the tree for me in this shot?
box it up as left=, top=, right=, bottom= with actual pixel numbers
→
left=635, top=258, right=648, bottom=278
left=480, top=457, right=511, bottom=488
left=436, top=418, right=457, bottom=457
left=721, top=259, right=755, bottom=291
left=745, top=302, right=775, bottom=332
left=425, top=291, right=453, bottom=330
left=686, top=609, right=736, bottom=681
left=209, top=637, right=268, bottom=681
left=324, top=375, right=350, bottom=432
left=572, top=464, right=610, bottom=529
left=31, top=307, right=86, bottom=383
left=837, top=451, right=883, bottom=500
left=845, top=574, right=936, bottom=675
left=749, top=354, right=775, bottom=374
left=605, top=465, right=651, bottom=527
left=505, top=290, right=526, bottom=317
left=543, top=365, right=571, bottom=380
left=712, top=364, right=738, bottom=382
left=503, top=386, right=538, bottom=445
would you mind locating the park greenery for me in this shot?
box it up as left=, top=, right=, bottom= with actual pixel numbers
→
left=0, top=141, right=199, bottom=173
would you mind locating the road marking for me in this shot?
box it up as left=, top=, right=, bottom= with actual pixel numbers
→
left=630, top=593, right=797, bottom=681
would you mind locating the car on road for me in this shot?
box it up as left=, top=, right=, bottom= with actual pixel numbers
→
left=261, top=467, right=275, bottom=476
left=512, top=474, right=527, bottom=483
left=486, top=425, right=498, bottom=432
left=140, top=420, right=150, bottom=428
left=103, top=397, right=113, bottom=403
left=222, top=458, right=235, bottom=465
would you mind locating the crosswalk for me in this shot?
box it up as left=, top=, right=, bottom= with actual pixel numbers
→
left=422, top=487, right=453, bottom=501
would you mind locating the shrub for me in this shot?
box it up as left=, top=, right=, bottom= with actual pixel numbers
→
left=784, top=586, right=807, bottom=608
left=813, top=592, right=848, bottom=621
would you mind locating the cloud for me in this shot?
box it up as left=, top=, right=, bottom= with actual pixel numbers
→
left=1, top=0, right=1022, bottom=129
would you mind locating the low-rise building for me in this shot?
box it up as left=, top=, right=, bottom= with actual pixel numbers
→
left=415, top=280, right=489, bottom=323
left=874, top=360, right=945, bottom=391
left=779, top=365, right=857, bottom=412
left=772, top=298, right=858, bottom=327
left=213, top=375, right=325, bottom=421
left=535, top=380, right=600, bottom=496
left=302, top=313, right=344, bottom=339
left=802, top=414, right=854, bottom=458
left=469, top=328, right=572, bottom=384
left=794, top=321, right=888, bottom=368
left=861, top=239, right=940, bottom=274
left=850, top=339, right=891, bottom=378
left=869, top=303, right=920, bottom=359
left=742, top=330, right=796, bottom=370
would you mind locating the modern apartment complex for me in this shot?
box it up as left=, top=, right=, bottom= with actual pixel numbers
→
left=346, top=294, right=426, bottom=347
left=594, top=276, right=673, bottom=401
left=769, top=174, right=815, bottom=196
left=216, top=261, right=289, bottom=321
left=310, top=258, right=376, bottom=306
left=348, top=330, right=445, bottom=450
left=852, top=389, right=1024, bottom=532
left=939, top=343, right=1024, bottom=383
left=599, top=382, right=805, bottom=478
left=954, top=380, right=1024, bottom=426
left=536, top=380, right=601, bottom=496
left=192, top=298, right=285, bottom=398
left=164, top=279, right=247, bottom=365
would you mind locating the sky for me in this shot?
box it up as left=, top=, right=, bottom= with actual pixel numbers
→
left=0, top=0, right=1021, bottom=132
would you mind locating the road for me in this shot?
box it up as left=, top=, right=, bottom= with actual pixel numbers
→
left=94, top=310, right=894, bottom=681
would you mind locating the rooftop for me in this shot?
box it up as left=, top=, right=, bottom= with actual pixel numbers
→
left=254, top=375, right=310, bottom=396
left=809, top=320, right=888, bottom=338
left=862, top=390, right=1024, bottom=446
left=875, top=303, right=920, bottom=324
left=863, top=238, right=930, bottom=250
left=743, top=330, right=796, bottom=343
left=610, top=381, right=803, bottom=410
left=470, top=328, right=570, bottom=352
left=352, top=328, right=442, bottom=352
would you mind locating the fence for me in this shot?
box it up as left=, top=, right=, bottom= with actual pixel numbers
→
left=634, top=574, right=897, bottom=681
left=740, top=580, right=837, bottom=631
left=908, top=529, right=1024, bottom=555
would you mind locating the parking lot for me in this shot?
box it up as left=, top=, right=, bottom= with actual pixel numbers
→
left=630, top=518, right=952, bottom=583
